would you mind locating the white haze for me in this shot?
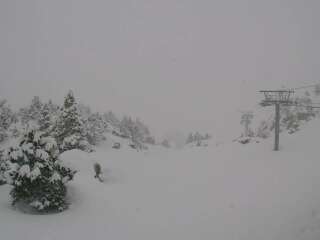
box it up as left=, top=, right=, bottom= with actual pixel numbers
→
left=0, top=0, right=319, bottom=140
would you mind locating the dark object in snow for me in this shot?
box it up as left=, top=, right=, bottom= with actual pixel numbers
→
left=112, top=130, right=129, bottom=139
left=237, top=137, right=260, bottom=145
left=129, top=143, right=137, bottom=149
left=238, top=137, right=251, bottom=144
left=0, top=179, right=5, bottom=185
left=94, top=163, right=103, bottom=182
left=112, top=142, right=121, bottom=149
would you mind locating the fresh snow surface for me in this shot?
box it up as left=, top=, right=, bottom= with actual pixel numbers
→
left=1, top=120, right=320, bottom=240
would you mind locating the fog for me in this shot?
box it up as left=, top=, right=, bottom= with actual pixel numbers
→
left=1, top=0, right=319, bottom=139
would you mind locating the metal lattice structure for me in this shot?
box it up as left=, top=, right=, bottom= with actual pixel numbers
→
left=259, top=90, right=294, bottom=151
left=260, top=90, right=295, bottom=106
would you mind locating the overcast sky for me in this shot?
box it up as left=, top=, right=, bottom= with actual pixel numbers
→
left=1, top=0, right=319, bottom=139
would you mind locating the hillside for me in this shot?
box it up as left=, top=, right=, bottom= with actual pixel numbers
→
left=0, top=119, right=320, bottom=240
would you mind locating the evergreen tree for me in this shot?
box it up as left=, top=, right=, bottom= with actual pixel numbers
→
left=204, top=133, right=211, bottom=140
left=315, top=84, right=320, bottom=96
left=2, top=130, right=76, bottom=212
left=19, top=96, right=43, bottom=126
left=103, top=111, right=120, bottom=128
left=8, top=122, right=24, bottom=139
left=84, top=112, right=106, bottom=145
left=29, top=96, right=43, bottom=121
left=54, top=91, right=90, bottom=152
left=193, top=132, right=203, bottom=146
left=240, top=112, right=254, bottom=137
left=0, top=99, right=14, bottom=142
left=39, top=103, right=52, bottom=132
left=120, top=116, right=147, bottom=149
left=135, top=119, right=150, bottom=142
left=119, top=116, right=132, bottom=138
left=186, top=133, right=194, bottom=144
left=78, top=103, right=92, bottom=119
left=0, top=150, right=5, bottom=185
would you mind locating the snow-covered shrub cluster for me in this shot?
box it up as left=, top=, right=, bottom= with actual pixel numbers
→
left=185, top=132, right=211, bottom=146
left=2, top=130, right=76, bottom=212
left=118, top=116, right=155, bottom=150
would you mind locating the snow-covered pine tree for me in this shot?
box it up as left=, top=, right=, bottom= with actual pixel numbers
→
left=0, top=99, right=14, bottom=143
left=120, top=116, right=146, bottom=149
left=8, top=122, right=24, bottom=139
left=186, top=133, right=194, bottom=144
left=84, top=112, right=106, bottom=145
left=39, top=103, right=52, bottom=132
left=0, top=150, right=6, bottom=185
left=119, top=116, right=132, bottom=138
left=135, top=119, right=149, bottom=141
left=103, top=111, right=120, bottom=128
left=18, top=96, right=43, bottom=126
left=2, top=129, right=76, bottom=212
left=193, top=132, right=203, bottom=146
left=204, top=133, right=211, bottom=140
left=78, top=103, right=92, bottom=120
left=47, top=100, right=60, bottom=117
left=29, top=96, right=43, bottom=121
left=54, top=91, right=90, bottom=152
left=240, top=112, right=254, bottom=137
left=314, top=84, right=320, bottom=96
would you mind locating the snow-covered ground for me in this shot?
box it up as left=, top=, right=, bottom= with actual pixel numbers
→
left=1, top=120, right=320, bottom=240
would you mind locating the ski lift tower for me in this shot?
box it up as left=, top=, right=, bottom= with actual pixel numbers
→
left=259, top=90, right=295, bottom=151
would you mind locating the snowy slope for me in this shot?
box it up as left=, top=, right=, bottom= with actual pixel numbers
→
left=1, top=120, right=320, bottom=240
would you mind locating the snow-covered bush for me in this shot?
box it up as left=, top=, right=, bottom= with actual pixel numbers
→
left=2, top=130, right=76, bottom=212
left=185, top=132, right=211, bottom=147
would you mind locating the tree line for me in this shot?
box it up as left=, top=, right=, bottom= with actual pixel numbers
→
left=0, top=90, right=155, bottom=151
